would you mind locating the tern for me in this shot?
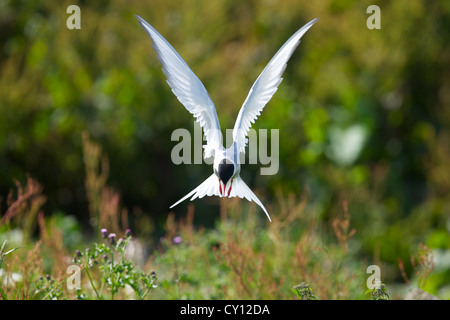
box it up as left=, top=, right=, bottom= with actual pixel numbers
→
left=137, top=15, right=318, bottom=222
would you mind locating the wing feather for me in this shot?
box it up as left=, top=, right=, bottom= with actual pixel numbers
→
left=137, top=15, right=222, bottom=157
left=233, top=18, right=318, bottom=153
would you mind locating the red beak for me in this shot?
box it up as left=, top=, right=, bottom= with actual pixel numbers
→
left=227, top=179, right=233, bottom=197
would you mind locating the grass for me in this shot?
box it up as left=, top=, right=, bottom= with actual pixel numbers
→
left=0, top=134, right=441, bottom=300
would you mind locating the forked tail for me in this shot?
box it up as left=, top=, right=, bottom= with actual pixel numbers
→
left=170, top=174, right=271, bottom=222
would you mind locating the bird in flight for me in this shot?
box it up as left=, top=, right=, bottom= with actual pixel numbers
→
left=136, top=15, right=318, bottom=222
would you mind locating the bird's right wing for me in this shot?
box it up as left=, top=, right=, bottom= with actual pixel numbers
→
left=137, top=15, right=222, bottom=158
left=232, top=18, right=318, bottom=154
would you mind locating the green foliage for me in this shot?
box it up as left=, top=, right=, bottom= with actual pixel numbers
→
left=0, top=189, right=444, bottom=300
left=72, top=229, right=157, bottom=300
left=292, top=282, right=318, bottom=300
left=0, top=240, right=25, bottom=270
left=365, top=281, right=390, bottom=300
left=0, top=0, right=449, bottom=299
left=34, top=274, right=64, bottom=300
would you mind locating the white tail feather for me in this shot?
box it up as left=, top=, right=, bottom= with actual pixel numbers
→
left=170, top=174, right=220, bottom=209
left=228, top=176, right=271, bottom=222
left=170, top=174, right=271, bottom=222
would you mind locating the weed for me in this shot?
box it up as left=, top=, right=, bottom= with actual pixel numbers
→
left=291, top=282, right=318, bottom=300
left=365, top=280, right=390, bottom=300
left=398, top=243, right=436, bottom=289
left=0, top=240, right=25, bottom=269
left=72, top=228, right=157, bottom=300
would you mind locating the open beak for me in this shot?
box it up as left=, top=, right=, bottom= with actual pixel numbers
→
left=218, top=179, right=233, bottom=197
left=227, top=179, right=233, bottom=197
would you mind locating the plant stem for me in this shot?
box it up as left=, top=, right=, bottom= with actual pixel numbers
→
left=85, top=267, right=101, bottom=299
left=141, top=288, right=149, bottom=300
left=110, top=251, right=115, bottom=300
left=41, top=286, right=56, bottom=300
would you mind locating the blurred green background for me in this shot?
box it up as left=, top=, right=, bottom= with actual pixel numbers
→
left=1, top=0, right=449, bottom=295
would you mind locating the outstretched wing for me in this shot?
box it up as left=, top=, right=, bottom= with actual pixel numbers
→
left=137, top=15, right=222, bottom=158
left=232, top=18, right=318, bottom=154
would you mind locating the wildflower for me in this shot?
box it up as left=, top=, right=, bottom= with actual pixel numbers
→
left=172, top=236, right=182, bottom=245
left=101, top=228, right=108, bottom=239
left=125, top=229, right=132, bottom=238
left=117, top=238, right=124, bottom=248
left=151, top=270, right=156, bottom=279
left=75, top=249, right=82, bottom=258
left=109, top=233, right=116, bottom=245
left=292, top=282, right=316, bottom=300
left=370, top=280, right=390, bottom=300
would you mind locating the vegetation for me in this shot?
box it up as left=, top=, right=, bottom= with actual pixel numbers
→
left=1, top=0, right=449, bottom=299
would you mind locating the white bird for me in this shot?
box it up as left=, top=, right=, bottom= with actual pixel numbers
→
left=136, top=15, right=318, bottom=222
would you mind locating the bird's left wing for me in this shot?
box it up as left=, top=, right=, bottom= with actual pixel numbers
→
left=232, top=18, right=318, bottom=154
left=137, top=15, right=222, bottom=158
